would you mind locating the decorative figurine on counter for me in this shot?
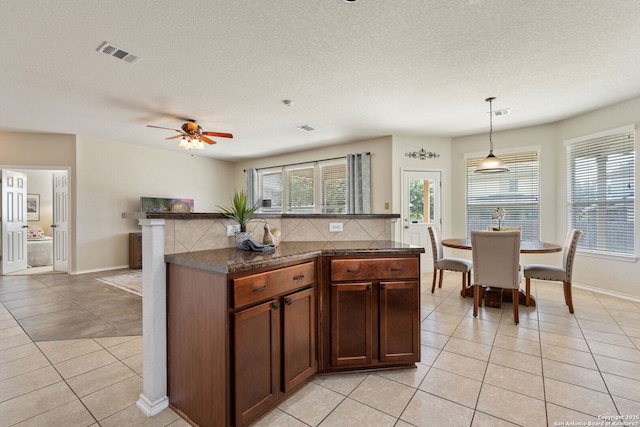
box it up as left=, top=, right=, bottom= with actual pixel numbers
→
left=263, top=222, right=281, bottom=247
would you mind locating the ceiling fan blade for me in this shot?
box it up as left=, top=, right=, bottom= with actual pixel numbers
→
left=200, top=136, right=217, bottom=145
left=202, top=131, right=233, bottom=138
left=165, top=134, right=184, bottom=140
left=146, top=124, right=182, bottom=133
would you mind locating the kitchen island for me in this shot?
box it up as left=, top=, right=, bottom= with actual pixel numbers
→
left=165, top=241, right=424, bottom=427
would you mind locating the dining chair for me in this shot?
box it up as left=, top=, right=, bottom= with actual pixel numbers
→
left=471, top=230, right=522, bottom=324
left=523, top=229, right=582, bottom=313
left=428, top=226, right=473, bottom=296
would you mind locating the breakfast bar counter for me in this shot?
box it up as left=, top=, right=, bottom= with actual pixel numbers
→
left=165, top=241, right=424, bottom=427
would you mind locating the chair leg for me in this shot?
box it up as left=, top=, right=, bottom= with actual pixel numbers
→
left=460, top=272, right=467, bottom=297
left=525, top=277, right=531, bottom=306
left=438, top=269, right=444, bottom=288
left=473, top=285, right=481, bottom=317
left=564, top=281, right=574, bottom=314
left=512, top=289, right=519, bottom=325
left=431, top=269, right=437, bottom=293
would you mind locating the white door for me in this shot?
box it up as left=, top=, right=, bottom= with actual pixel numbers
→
left=1, top=170, right=29, bottom=274
left=401, top=170, right=441, bottom=271
left=52, top=171, right=69, bottom=272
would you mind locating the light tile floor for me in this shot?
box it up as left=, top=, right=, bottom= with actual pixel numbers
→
left=1, top=271, right=639, bottom=426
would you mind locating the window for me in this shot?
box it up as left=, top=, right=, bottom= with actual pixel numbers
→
left=256, top=158, right=348, bottom=214
left=566, top=126, right=635, bottom=256
left=465, top=150, right=540, bottom=241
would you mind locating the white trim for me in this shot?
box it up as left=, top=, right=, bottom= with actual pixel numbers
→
left=572, top=282, right=640, bottom=303
left=71, top=265, right=130, bottom=275
left=563, top=124, right=635, bottom=146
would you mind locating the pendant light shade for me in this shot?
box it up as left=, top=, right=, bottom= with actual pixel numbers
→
left=475, top=97, right=509, bottom=173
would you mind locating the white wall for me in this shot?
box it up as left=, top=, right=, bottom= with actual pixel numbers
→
left=75, top=135, right=235, bottom=273
left=450, top=98, right=640, bottom=300
left=391, top=135, right=454, bottom=234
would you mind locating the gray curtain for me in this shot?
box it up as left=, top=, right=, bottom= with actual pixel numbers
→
left=245, top=168, right=258, bottom=207
left=347, top=153, right=371, bottom=214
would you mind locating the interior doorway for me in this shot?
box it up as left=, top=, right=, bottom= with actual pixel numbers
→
left=1, top=166, right=70, bottom=275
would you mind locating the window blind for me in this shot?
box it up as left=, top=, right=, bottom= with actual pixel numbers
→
left=320, top=161, right=347, bottom=214
left=566, top=129, right=635, bottom=256
left=255, top=157, right=350, bottom=214
left=466, top=150, right=540, bottom=241
left=260, top=169, right=283, bottom=212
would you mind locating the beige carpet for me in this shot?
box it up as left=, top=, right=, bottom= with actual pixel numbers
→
left=97, top=271, right=142, bottom=296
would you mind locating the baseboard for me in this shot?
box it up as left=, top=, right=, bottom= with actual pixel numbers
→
left=573, top=282, right=640, bottom=303
left=71, top=264, right=131, bottom=275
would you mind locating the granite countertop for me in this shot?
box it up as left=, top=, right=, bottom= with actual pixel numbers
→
left=165, top=241, right=424, bottom=274
left=123, top=212, right=400, bottom=220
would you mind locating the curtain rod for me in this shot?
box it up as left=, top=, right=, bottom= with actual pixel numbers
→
left=244, top=152, right=370, bottom=172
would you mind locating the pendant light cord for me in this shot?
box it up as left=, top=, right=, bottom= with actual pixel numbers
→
left=486, top=97, right=495, bottom=155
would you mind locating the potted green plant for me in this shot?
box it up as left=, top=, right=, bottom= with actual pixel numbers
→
left=218, top=189, right=260, bottom=246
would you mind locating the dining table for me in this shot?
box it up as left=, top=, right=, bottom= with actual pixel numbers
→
left=441, top=238, right=562, bottom=308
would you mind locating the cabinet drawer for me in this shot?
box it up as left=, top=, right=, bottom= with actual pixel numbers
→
left=330, top=257, right=418, bottom=281
left=233, top=262, right=315, bottom=309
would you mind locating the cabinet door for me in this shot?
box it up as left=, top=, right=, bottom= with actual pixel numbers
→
left=330, top=282, right=373, bottom=367
left=379, top=281, right=421, bottom=363
left=282, top=287, right=317, bottom=392
left=233, top=299, right=280, bottom=426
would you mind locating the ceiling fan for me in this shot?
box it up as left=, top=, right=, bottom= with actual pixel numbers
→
left=147, top=119, right=233, bottom=150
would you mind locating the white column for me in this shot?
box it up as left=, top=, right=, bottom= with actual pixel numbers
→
left=136, top=218, right=169, bottom=416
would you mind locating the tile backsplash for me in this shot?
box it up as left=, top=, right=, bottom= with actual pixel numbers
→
left=163, top=217, right=394, bottom=254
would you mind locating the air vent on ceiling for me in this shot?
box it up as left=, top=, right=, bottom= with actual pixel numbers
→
left=297, top=125, right=315, bottom=132
left=492, top=108, right=510, bottom=117
left=97, top=42, right=141, bottom=64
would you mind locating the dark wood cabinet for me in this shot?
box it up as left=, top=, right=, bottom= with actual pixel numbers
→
left=167, top=249, right=422, bottom=426
left=128, top=232, right=142, bottom=269
left=330, top=282, right=373, bottom=367
left=233, top=283, right=316, bottom=426
left=323, top=256, right=420, bottom=371
left=379, top=280, right=421, bottom=364
left=167, top=260, right=316, bottom=427
left=233, top=299, right=280, bottom=426
left=282, top=287, right=316, bottom=392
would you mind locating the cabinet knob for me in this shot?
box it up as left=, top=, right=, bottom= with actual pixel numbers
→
left=366, top=285, right=372, bottom=291
left=271, top=301, right=280, bottom=310
left=284, top=297, right=293, bottom=306
left=381, top=284, right=386, bottom=290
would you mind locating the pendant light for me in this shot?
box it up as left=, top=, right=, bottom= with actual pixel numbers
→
left=475, top=97, right=509, bottom=173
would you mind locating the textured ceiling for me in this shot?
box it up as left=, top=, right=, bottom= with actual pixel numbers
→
left=1, top=0, right=639, bottom=161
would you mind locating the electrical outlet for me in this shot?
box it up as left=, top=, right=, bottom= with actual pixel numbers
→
left=329, top=222, right=343, bottom=232
left=227, top=225, right=240, bottom=236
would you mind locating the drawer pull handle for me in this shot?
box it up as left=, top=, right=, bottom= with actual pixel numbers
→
left=390, top=267, right=404, bottom=271
left=252, top=285, right=268, bottom=292
left=346, top=269, right=361, bottom=273
left=284, top=297, right=293, bottom=306
left=293, top=274, right=305, bottom=281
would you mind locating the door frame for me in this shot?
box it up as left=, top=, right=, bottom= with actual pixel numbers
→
left=0, top=165, right=71, bottom=275
left=400, top=168, right=443, bottom=271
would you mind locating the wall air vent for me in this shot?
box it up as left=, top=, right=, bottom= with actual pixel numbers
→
left=97, top=42, right=141, bottom=64
left=297, top=125, right=315, bottom=132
